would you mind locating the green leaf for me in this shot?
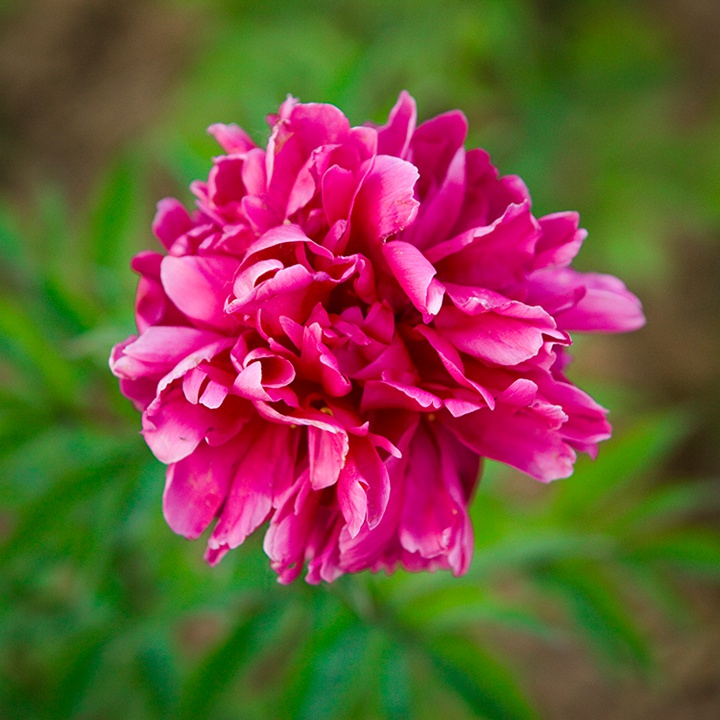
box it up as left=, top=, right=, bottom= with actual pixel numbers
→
left=273, top=590, right=356, bottom=715
left=0, top=201, right=31, bottom=277
left=423, top=632, right=537, bottom=720
left=377, top=637, right=412, bottom=720
left=551, top=412, right=690, bottom=520
left=0, top=295, right=82, bottom=408
left=395, top=582, right=555, bottom=639
left=87, top=156, right=142, bottom=271
left=627, top=530, right=720, bottom=577
left=2, top=444, right=144, bottom=555
left=534, top=562, right=653, bottom=671
left=611, top=482, right=720, bottom=533
left=297, top=621, right=372, bottom=720
left=471, top=532, right=616, bottom=578
left=135, top=638, right=180, bottom=717
left=52, top=628, right=108, bottom=719
left=176, top=599, right=284, bottom=720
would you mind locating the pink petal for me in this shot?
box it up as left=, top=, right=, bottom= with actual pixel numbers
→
left=376, top=90, right=417, bottom=158
left=446, top=403, right=577, bottom=482
left=428, top=202, right=540, bottom=292
left=264, top=471, right=320, bottom=584
left=337, top=460, right=368, bottom=538
left=163, top=440, right=235, bottom=539
left=410, top=110, right=467, bottom=200
left=152, top=198, right=193, bottom=251
left=527, top=268, right=646, bottom=333
left=112, top=326, right=227, bottom=381
left=398, top=423, right=462, bottom=560
left=382, top=240, right=445, bottom=319
left=557, top=273, right=646, bottom=333
left=361, top=379, right=442, bottom=413
left=533, top=212, right=586, bottom=269
left=161, top=255, right=239, bottom=329
left=403, top=145, right=466, bottom=251
left=352, top=156, right=420, bottom=242
left=437, top=287, right=567, bottom=366
left=142, top=386, right=218, bottom=464
left=208, top=122, right=257, bottom=154
left=208, top=423, right=298, bottom=552
left=308, top=425, right=349, bottom=490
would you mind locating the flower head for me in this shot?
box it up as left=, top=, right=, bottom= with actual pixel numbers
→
left=110, top=93, right=645, bottom=583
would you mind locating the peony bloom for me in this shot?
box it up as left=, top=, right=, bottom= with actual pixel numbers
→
left=110, top=93, right=645, bottom=583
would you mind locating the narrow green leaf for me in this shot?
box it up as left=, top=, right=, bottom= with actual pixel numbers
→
left=378, top=637, right=412, bottom=720
left=136, top=639, right=180, bottom=717
left=551, top=412, right=690, bottom=519
left=534, top=563, right=653, bottom=671
left=611, top=482, right=720, bottom=533
left=0, top=295, right=81, bottom=407
left=0, top=202, right=31, bottom=276
left=470, top=532, right=615, bottom=578
left=3, top=446, right=144, bottom=555
left=627, top=530, right=720, bottom=576
left=52, top=629, right=108, bottom=719
left=176, top=600, right=283, bottom=720
left=87, top=156, right=141, bottom=271
left=423, top=632, right=536, bottom=720
left=272, top=591, right=356, bottom=715
left=298, top=622, right=371, bottom=720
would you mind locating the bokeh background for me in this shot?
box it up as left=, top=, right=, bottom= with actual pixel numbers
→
left=1, top=0, right=719, bottom=718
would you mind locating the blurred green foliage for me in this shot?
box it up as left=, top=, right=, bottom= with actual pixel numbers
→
left=2, top=0, right=720, bottom=718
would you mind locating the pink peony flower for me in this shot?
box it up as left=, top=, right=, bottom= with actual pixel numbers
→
left=110, top=93, right=645, bottom=583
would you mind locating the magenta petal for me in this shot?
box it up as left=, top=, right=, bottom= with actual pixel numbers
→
left=209, top=424, right=298, bottom=551
left=337, top=460, right=368, bottom=538
left=241, top=148, right=267, bottom=196
left=142, top=387, right=218, bottom=464
left=404, top=146, right=466, bottom=251
left=263, top=472, right=319, bottom=584
left=353, top=156, right=420, bottom=241
left=446, top=403, right=576, bottom=482
left=429, top=202, right=540, bottom=291
left=152, top=198, right=193, bottom=251
left=436, top=290, right=565, bottom=366
left=161, top=255, right=238, bottom=329
left=414, top=325, right=495, bottom=408
left=322, top=165, right=358, bottom=226
left=131, top=251, right=173, bottom=332
left=112, top=326, right=227, bottom=382
left=208, top=156, right=246, bottom=214
left=337, top=436, right=390, bottom=537
left=308, top=426, right=349, bottom=490
left=376, top=90, right=417, bottom=158
left=163, top=441, right=234, bottom=539
left=534, top=212, right=586, bottom=269
left=208, top=122, right=257, bottom=154
left=527, top=268, right=646, bottom=333
left=398, top=423, right=459, bottom=559
left=299, top=323, right=352, bottom=397
left=233, top=361, right=271, bottom=401
left=382, top=241, right=445, bottom=319
left=556, top=272, right=646, bottom=333
left=349, top=436, right=390, bottom=530
left=410, top=110, right=467, bottom=200
left=305, top=518, right=345, bottom=584
left=361, top=379, right=442, bottom=413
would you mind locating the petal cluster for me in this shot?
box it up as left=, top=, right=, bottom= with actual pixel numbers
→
left=111, top=93, right=645, bottom=583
